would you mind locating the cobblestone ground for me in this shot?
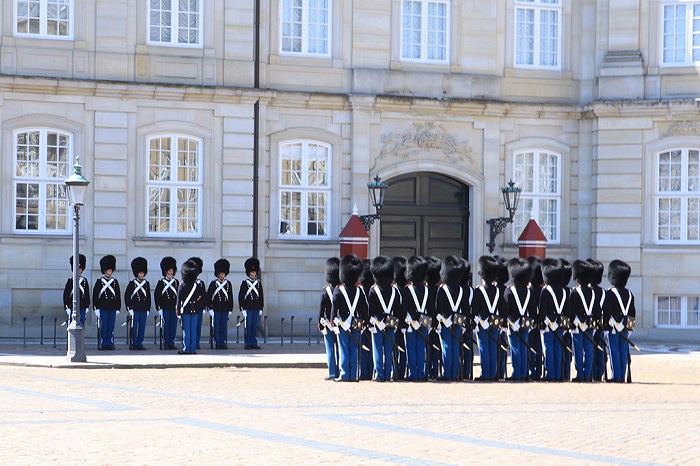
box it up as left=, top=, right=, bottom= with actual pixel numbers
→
left=1, top=347, right=699, bottom=465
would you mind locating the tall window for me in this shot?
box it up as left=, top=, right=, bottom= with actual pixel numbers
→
left=656, top=149, right=700, bottom=243
left=661, top=2, right=700, bottom=65
left=15, top=0, right=73, bottom=38
left=149, top=0, right=201, bottom=46
left=515, top=0, right=561, bottom=69
left=513, top=150, right=561, bottom=243
left=279, top=141, right=331, bottom=238
left=280, top=0, right=330, bottom=55
left=147, top=135, right=202, bottom=237
left=401, top=0, right=449, bottom=62
left=656, top=295, right=700, bottom=328
left=13, top=129, right=72, bottom=233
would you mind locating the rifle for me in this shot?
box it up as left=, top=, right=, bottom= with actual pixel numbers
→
left=550, top=326, right=572, bottom=354
left=209, top=313, right=214, bottom=349
left=159, top=314, right=164, bottom=350
left=580, top=328, right=604, bottom=351
left=96, top=310, right=102, bottom=350
left=127, top=313, right=134, bottom=350
left=618, top=330, right=640, bottom=351
left=376, top=325, right=405, bottom=353
left=508, top=320, right=536, bottom=354
left=476, top=322, right=509, bottom=352
left=411, top=326, right=440, bottom=351
left=438, top=315, right=476, bottom=351
left=326, top=318, right=370, bottom=352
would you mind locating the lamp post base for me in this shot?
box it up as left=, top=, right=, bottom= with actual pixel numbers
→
left=66, top=320, right=86, bottom=363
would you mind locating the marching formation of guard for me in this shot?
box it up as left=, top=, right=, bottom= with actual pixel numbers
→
left=319, top=254, right=637, bottom=383
left=63, top=255, right=265, bottom=354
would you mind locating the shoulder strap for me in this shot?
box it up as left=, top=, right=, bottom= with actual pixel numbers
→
left=339, top=285, right=360, bottom=316
left=611, top=287, right=632, bottom=316
left=545, top=285, right=566, bottom=315
left=509, top=285, right=531, bottom=317
left=478, top=284, right=500, bottom=314
left=575, top=286, right=595, bottom=316
left=440, top=284, right=464, bottom=313
left=408, top=284, right=428, bottom=313
left=372, top=284, right=396, bottom=314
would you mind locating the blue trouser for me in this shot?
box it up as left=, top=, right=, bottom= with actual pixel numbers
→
left=406, top=327, right=427, bottom=380
left=529, top=330, right=544, bottom=380
left=592, top=330, right=606, bottom=380
left=133, top=310, right=148, bottom=348
left=245, top=310, right=260, bottom=347
left=323, top=331, right=339, bottom=379
left=359, top=330, right=373, bottom=379
left=195, top=310, right=203, bottom=348
left=214, top=311, right=229, bottom=348
left=543, top=329, right=564, bottom=380
left=162, top=309, right=177, bottom=348
left=608, top=330, right=630, bottom=382
left=478, top=326, right=499, bottom=379
left=509, top=328, right=529, bottom=380
left=428, top=330, right=441, bottom=378
left=573, top=330, right=594, bottom=380
left=372, top=329, right=395, bottom=380
left=181, top=314, right=197, bottom=353
left=69, top=309, right=87, bottom=327
left=440, top=325, right=460, bottom=379
left=497, top=331, right=508, bottom=379
left=99, top=309, right=117, bottom=349
left=460, top=330, right=474, bottom=380
left=338, top=328, right=359, bottom=381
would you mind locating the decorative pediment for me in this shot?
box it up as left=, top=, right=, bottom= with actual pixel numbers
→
left=379, top=122, right=472, bottom=163
left=665, top=121, right=700, bottom=137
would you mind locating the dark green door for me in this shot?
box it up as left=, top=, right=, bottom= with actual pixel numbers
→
left=379, top=173, right=470, bottom=259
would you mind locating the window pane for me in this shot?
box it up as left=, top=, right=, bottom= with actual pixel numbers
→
left=280, top=190, right=302, bottom=235
left=281, top=143, right=303, bottom=186
left=149, top=137, right=172, bottom=181
left=148, top=187, right=171, bottom=233
left=177, top=137, right=200, bottom=182
left=176, top=187, right=199, bottom=233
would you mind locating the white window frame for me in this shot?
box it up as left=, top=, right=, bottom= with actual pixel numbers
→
left=279, top=0, right=331, bottom=56
left=655, top=295, right=700, bottom=328
left=512, top=149, right=561, bottom=243
left=148, top=0, right=202, bottom=47
left=514, top=0, right=561, bottom=70
left=278, top=140, right=332, bottom=239
left=660, top=1, right=700, bottom=66
left=14, top=0, right=74, bottom=39
left=400, top=0, right=450, bottom=63
left=655, top=148, right=700, bottom=244
left=13, top=128, right=72, bottom=234
left=146, top=134, right=203, bottom=238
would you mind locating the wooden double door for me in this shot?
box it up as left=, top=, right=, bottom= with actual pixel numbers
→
left=379, top=173, right=470, bottom=259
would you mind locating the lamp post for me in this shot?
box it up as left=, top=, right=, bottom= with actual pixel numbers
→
left=359, top=175, right=388, bottom=231
left=486, top=179, right=522, bottom=253
left=65, top=156, right=90, bottom=362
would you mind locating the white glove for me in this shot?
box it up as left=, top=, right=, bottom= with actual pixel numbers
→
left=332, top=326, right=340, bottom=334
left=116, top=310, right=120, bottom=315
left=435, top=327, right=442, bottom=335
left=228, top=311, right=232, bottom=316
left=401, top=328, right=407, bottom=334
left=376, top=320, right=386, bottom=331
left=437, top=314, right=445, bottom=323
left=604, top=330, right=609, bottom=337
left=510, top=320, right=520, bottom=332
left=128, top=309, right=134, bottom=318
left=369, top=316, right=378, bottom=325
left=147, top=310, right=150, bottom=317
left=94, top=309, right=100, bottom=319
left=259, top=310, right=263, bottom=316
left=368, top=326, right=377, bottom=334
left=177, top=313, right=182, bottom=320
left=411, top=320, right=421, bottom=331
left=208, top=309, right=214, bottom=317
left=65, top=307, right=71, bottom=316
left=242, top=310, right=248, bottom=318
left=443, top=316, right=453, bottom=328
left=158, top=310, right=163, bottom=319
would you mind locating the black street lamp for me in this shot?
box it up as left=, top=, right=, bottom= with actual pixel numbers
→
left=486, top=179, right=522, bottom=253
left=64, top=156, right=90, bottom=362
left=359, top=175, right=388, bottom=231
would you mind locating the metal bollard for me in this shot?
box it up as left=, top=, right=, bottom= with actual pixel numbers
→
left=53, top=317, right=57, bottom=348
left=264, top=315, right=268, bottom=344
left=40, top=315, right=44, bottom=345
left=280, top=317, right=285, bottom=346
left=236, top=316, right=241, bottom=344
left=23, top=317, right=27, bottom=348
left=308, top=317, right=312, bottom=346
left=290, top=316, right=295, bottom=344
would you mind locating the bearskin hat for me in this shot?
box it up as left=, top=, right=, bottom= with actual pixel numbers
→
left=424, top=256, right=442, bottom=286
left=181, top=259, right=200, bottom=285
left=371, top=256, right=395, bottom=288
left=100, top=255, right=116, bottom=274
left=405, top=256, right=428, bottom=285
left=541, top=258, right=563, bottom=287
left=478, top=255, right=500, bottom=284
left=244, top=257, right=260, bottom=275
left=160, top=256, right=177, bottom=277
left=131, top=257, right=148, bottom=277
left=508, top=258, right=532, bottom=288
left=324, top=257, right=341, bottom=286
left=359, top=258, right=374, bottom=290
left=392, top=256, right=408, bottom=288
left=339, top=254, right=363, bottom=286
left=608, top=259, right=631, bottom=288
left=493, top=256, right=509, bottom=286
left=560, top=258, right=572, bottom=287
left=70, top=254, right=86, bottom=272
left=572, top=259, right=594, bottom=286
left=441, top=255, right=466, bottom=287
left=527, top=256, right=544, bottom=287
left=459, top=258, right=472, bottom=287
left=214, top=258, right=230, bottom=277
left=587, top=258, right=604, bottom=286
left=187, top=257, right=204, bottom=274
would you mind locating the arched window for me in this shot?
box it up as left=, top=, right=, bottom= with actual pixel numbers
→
left=655, top=148, right=700, bottom=243
left=513, top=149, right=561, bottom=243
left=146, top=134, right=203, bottom=237
left=278, top=140, right=331, bottom=238
left=13, top=128, right=72, bottom=233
